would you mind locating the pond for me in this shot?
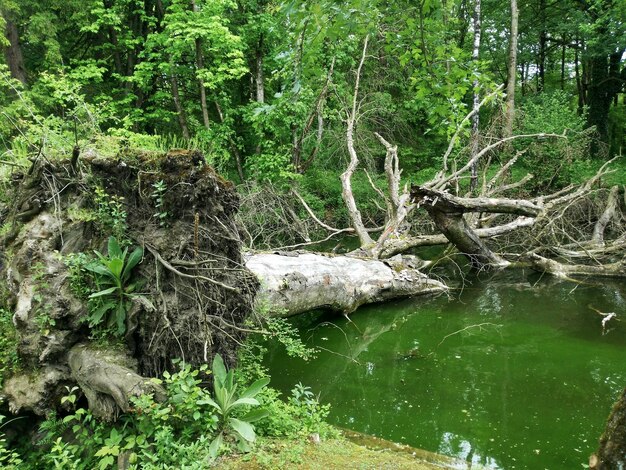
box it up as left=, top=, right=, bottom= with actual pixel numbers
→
left=263, top=270, right=626, bottom=469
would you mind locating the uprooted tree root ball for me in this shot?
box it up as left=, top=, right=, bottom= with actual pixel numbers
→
left=0, top=149, right=258, bottom=420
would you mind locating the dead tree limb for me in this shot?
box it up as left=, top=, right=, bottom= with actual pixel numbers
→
left=341, top=35, right=374, bottom=247
left=592, top=185, right=622, bottom=245
left=528, top=254, right=626, bottom=278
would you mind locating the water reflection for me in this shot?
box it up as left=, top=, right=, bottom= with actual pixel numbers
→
left=438, top=431, right=502, bottom=469
left=264, top=271, right=626, bottom=469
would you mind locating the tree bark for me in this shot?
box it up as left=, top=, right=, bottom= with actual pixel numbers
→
left=169, top=59, right=190, bottom=140
left=590, top=387, right=626, bottom=469
left=246, top=252, right=447, bottom=316
left=537, top=0, right=547, bottom=93
left=529, top=254, right=626, bottom=278
left=470, top=0, right=482, bottom=191
left=192, top=0, right=210, bottom=130
left=68, top=344, right=166, bottom=421
left=1, top=14, right=27, bottom=85
left=587, top=50, right=625, bottom=145
left=504, top=0, right=518, bottom=136
left=342, top=35, right=374, bottom=247
left=255, top=35, right=265, bottom=105
left=592, top=185, right=622, bottom=245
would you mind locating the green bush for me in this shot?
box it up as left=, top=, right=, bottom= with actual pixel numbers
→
left=299, top=167, right=387, bottom=228
left=517, top=91, right=593, bottom=189
left=6, top=352, right=333, bottom=469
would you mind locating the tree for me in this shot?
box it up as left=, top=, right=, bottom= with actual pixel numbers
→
left=504, top=0, right=518, bottom=136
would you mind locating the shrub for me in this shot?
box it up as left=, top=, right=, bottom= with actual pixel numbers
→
left=516, top=91, right=593, bottom=189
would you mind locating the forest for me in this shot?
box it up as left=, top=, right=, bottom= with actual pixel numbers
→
left=0, top=0, right=625, bottom=468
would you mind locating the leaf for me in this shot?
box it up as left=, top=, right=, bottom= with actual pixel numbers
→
left=122, top=247, right=143, bottom=281
left=229, top=417, right=256, bottom=443
left=230, top=397, right=259, bottom=408
left=84, top=263, right=113, bottom=278
left=99, top=455, right=114, bottom=470
left=88, top=286, right=118, bottom=299
left=212, top=354, right=227, bottom=388
left=107, top=236, right=122, bottom=259
left=240, top=378, right=270, bottom=399
left=242, top=408, right=269, bottom=423
left=197, top=396, right=220, bottom=411
left=225, top=370, right=234, bottom=394
left=88, top=301, right=116, bottom=326
left=107, top=258, right=124, bottom=279
left=208, top=432, right=223, bottom=459
left=116, top=302, right=127, bottom=335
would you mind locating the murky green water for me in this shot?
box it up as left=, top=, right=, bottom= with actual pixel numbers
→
left=264, top=270, right=626, bottom=469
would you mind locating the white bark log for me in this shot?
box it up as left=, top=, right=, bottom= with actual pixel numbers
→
left=245, top=252, right=447, bottom=316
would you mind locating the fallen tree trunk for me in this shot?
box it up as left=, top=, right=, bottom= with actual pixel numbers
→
left=246, top=252, right=447, bottom=316
left=411, top=186, right=518, bottom=268
left=590, top=387, right=626, bottom=469
left=528, top=254, right=626, bottom=278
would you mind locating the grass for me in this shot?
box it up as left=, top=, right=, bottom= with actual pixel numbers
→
left=215, top=432, right=460, bottom=469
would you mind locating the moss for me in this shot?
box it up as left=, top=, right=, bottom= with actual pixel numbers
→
left=216, top=436, right=448, bottom=469
left=0, top=307, right=20, bottom=387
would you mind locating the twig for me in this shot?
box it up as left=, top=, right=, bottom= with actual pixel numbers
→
left=431, top=322, right=501, bottom=354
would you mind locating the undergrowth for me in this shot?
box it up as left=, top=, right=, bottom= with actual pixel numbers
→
left=1, top=332, right=333, bottom=470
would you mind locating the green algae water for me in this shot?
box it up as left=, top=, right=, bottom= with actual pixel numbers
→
left=263, top=270, right=626, bottom=469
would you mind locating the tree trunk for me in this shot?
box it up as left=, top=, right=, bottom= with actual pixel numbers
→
left=191, top=0, right=210, bottom=130
left=575, top=39, right=585, bottom=114
left=592, top=185, right=621, bottom=245
left=169, top=59, right=190, bottom=140
left=1, top=14, right=27, bottom=85
left=529, top=254, right=625, bottom=278
left=342, top=36, right=374, bottom=247
left=504, top=0, right=518, bottom=136
left=587, top=50, right=624, bottom=146
left=470, top=0, right=482, bottom=192
left=256, top=35, right=265, bottom=105
left=537, top=0, right=547, bottom=93
left=246, top=252, right=447, bottom=316
left=560, top=40, right=566, bottom=90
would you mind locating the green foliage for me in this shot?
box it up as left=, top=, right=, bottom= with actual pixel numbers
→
left=0, top=309, right=19, bottom=388
left=9, top=353, right=331, bottom=469
left=93, top=187, right=128, bottom=242
left=517, top=91, right=592, bottom=188
left=250, top=300, right=317, bottom=360
left=200, top=353, right=270, bottom=458
left=64, top=252, right=93, bottom=300
left=150, top=180, right=168, bottom=226
left=300, top=167, right=386, bottom=228
left=30, top=261, right=56, bottom=335
left=0, top=414, right=23, bottom=469
left=84, top=237, right=143, bottom=336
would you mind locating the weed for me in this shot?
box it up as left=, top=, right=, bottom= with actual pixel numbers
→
left=84, top=237, right=143, bottom=336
